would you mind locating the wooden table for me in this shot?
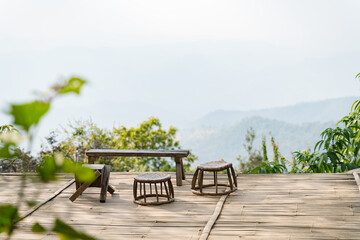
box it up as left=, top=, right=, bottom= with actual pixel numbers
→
left=86, top=149, right=190, bottom=186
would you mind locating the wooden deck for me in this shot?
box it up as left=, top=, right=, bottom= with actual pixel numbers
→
left=1, top=171, right=360, bottom=240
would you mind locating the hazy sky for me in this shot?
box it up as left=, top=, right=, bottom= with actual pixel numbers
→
left=1, top=0, right=360, bottom=130
left=1, top=1, right=360, bottom=53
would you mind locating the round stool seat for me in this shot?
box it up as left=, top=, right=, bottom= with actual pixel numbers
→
left=133, top=172, right=174, bottom=205
left=198, top=161, right=232, bottom=171
left=134, top=172, right=171, bottom=183
left=191, top=161, right=238, bottom=196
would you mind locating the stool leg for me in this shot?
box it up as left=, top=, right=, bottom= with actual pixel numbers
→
left=154, top=183, right=159, bottom=203
left=75, top=178, right=81, bottom=190
left=160, top=182, right=163, bottom=195
left=226, top=168, right=233, bottom=190
left=69, top=171, right=100, bottom=202
left=133, top=180, right=137, bottom=200
left=143, top=183, right=147, bottom=203
left=100, top=165, right=110, bottom=203
left=150, top=183, right=152, bottom=194
left=214, top=171, right=218, bottom=194
left=191, top=169, right=199, bottom=190
left=230, top=166, right=237, bottom=187
left=164, top=181, right=170, bottom=200
left=199, top=170, right=204, bottom=194
left=168, top=179, right=174, bottom=198
left=107, top=185, right=115, bottom=194
left=140, top=181, right=142, bottom=196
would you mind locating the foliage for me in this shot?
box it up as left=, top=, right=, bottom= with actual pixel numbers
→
left=262, top=136, right=268, bottom=163
left=0, top=125, right=38, bottom=173
left=0, top=125, right=18, bottom=133
left=52, top=218, right=96, bottom=240
left=293, top=73, right=360, bottom=173
left=0, top=205, right=20, bottom=236
left=0, top=77, right=97, bottom=239
left=42, top=118, right=197, bottom=172
left=9, top=101, right=50, bottom=132
left=237, top=127, right=263, bottom=172
left=248, top=161, right=286, bottom=174
left=270, top=134, right=280, bottom=164
left=238, top=128, right=286, bottom=174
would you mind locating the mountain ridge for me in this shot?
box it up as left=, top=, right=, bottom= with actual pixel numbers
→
left=189, top=96, right=359, bottom=128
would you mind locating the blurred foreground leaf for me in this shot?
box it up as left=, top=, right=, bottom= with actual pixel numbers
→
left=0, top=205, right=20, bottom=236
left=0, top=142, right=18, bottom=159
left=53, top=218, right=96, bottom=240
left=37, top=156, right=58, bottom=182
left=31, top=222, right=46, bottom=233
left=26, top=200, right=37, bottom=207
left=58, top=77, right=86, bottom=95
left=9, top=101, right=50, bottom=131
left=62, top=160, right=96, bottom=182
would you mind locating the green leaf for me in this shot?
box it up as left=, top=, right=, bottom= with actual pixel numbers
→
left=327, top=151, right=339, bottom=163
left=9, top=101, right=50, bottom=131
left=62, top=160, right=96, bottom=183
left=0, top=142, right=18, bottom=159
left=26, top=200, right=37, bottom=207
left=75, top=166, right=96, bottom=183
left=58, top=77, right=86, bottom=95
left=52, top=218, right=96, bottom=240
left=0, top=205, right=20, bottom=236
left=37, top=156, right=58, bottom=182
left=31, top=222, right=46, bottom=233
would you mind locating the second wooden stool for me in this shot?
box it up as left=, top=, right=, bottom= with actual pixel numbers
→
left=133, top=173, right=175, bottom=205
left=191, top=161, right=237, bottom=196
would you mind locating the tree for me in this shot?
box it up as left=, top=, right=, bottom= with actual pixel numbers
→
left=262, top=136, right=268, bottom=163
left=247, top=133, right=286, bottom=174
left=294, top=73, right=360, bottom=173
left=42, top=118, right=197, bottom=172
left=237, top=127, right=263, bottom=172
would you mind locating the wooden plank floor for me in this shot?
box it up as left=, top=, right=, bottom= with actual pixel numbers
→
left=0, top=174, right=73, bottom=215
left=209, top=173, right=360, bottom=240
left=8, top=173, right=223, bottom=240
left=1, top=172, right=360, bottom=240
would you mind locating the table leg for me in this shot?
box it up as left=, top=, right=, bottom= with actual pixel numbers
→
left=69, top=171, right=101, bottom=202
left=175, top=157, right=183, bottom=186
left=88, top=156, right=98, bottom=164
left=181, top=158, right=185, bottom=180
left=100, top=165, right=110, bottom=203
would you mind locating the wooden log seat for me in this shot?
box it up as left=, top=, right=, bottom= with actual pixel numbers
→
left=133, top=173, right=175, bottom=205
left=69, top=164, right=115, bottom=203
left=191, top=161, right=237, bottom=196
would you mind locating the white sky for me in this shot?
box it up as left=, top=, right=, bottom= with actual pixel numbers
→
left=1, top=0, right=360, bottom=130
left=1, top=0, right=359, bottom=53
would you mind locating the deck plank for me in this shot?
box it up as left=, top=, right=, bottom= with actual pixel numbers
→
left=1, top=172, right=360, bottom=239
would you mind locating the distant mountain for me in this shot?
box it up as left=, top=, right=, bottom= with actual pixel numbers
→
left=179, top=97, right=359, bottom=167
left=180, top=117, right=334, bottom=167
left=190, top=96, right=359, bottom=128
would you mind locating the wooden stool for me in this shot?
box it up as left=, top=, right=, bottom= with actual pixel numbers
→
left=191, top=161, right=237, bottom=196
left=133, top=173, right=175, bottom=205
left=69, top=164, right=115, bottom=203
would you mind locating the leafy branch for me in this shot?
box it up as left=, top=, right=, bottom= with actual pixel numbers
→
left=0, top=77, right=97, bottom=239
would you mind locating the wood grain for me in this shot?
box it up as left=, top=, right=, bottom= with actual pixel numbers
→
left=2, top=172, right=360, bottom=240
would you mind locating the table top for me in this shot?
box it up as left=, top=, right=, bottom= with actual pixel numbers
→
left=86, top=149, right=189, bottom=157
